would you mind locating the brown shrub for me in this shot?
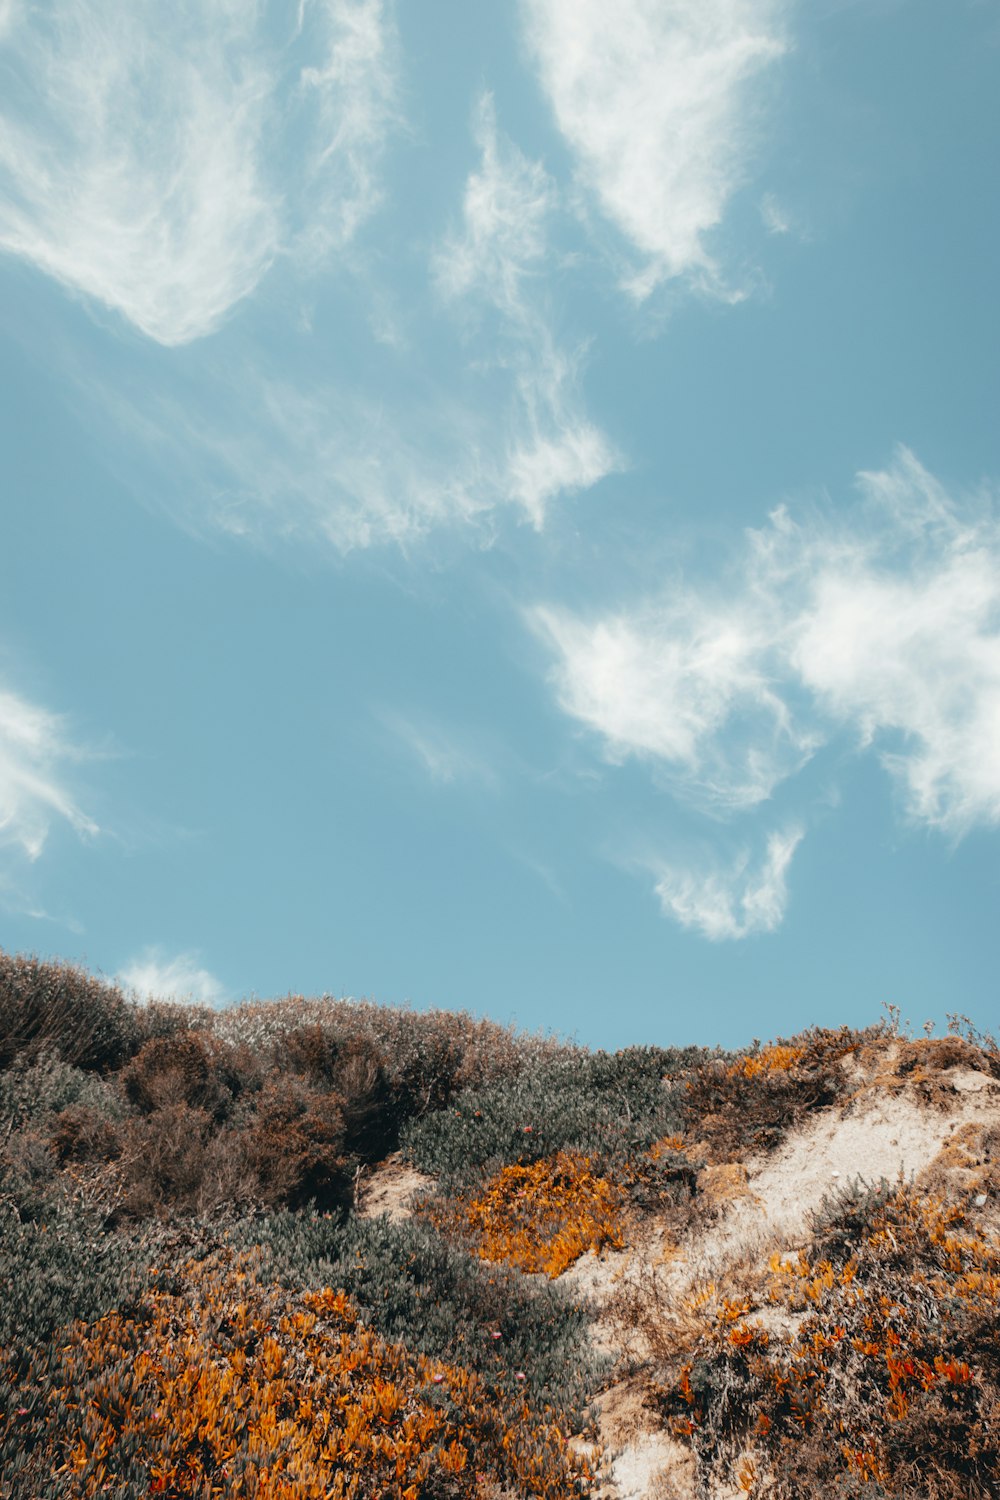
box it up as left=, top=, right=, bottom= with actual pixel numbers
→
left=218, top=994, right=568, bottom=1117
left=118, top=1030, right=246, bottom=1122
left=682, top=1026, right=863, bottom=1160
left=49, top=1104, right=122, bottom=1165
left=245, top=1077, right=351, bottom=1212
left=334, top=1037, right=395, bottom=1156
left=273, top=1026, right=392, bottom=1151
left=116, top=1103, right=212, bottom=1218
left=274, top=1021, right=340, bottom=1081
left=0, top=950, right=138, bottom=1073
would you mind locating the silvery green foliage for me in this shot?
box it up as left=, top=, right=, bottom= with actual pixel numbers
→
left=0, top=1049, right=121, bottom=1130
left=0, top=1195, right=163, bottom=1358
left=229, top=1207, right=608, bottom=1429
left=214, top=993, right=574, bottom=1112
left=401, top=1046, right=709, bottom=1184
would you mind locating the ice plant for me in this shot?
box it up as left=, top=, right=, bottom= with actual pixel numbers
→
left=4, top=1248, right=601, bottom=1499
left=427, top=1150, right=626, bottom=1278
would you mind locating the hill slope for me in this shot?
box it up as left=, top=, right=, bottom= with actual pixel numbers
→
left=1, top=952, right=997, bottom=1498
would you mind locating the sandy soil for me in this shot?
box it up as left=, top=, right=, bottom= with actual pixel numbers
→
left=355, top=1151, right=434, bottom=1222
left=566, top=1048, right=1000, bottom=1500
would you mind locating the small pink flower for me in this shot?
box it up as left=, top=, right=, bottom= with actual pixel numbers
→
left=432, top=1373, right=445, bottom=1384
left=514, top=1371, right=526, bottom=1381
left=16, top=1407, right=29, bottom=1418
left=491, top=1330, right=502, bottom=1339
left=522, top=1125, right=533, bottom=1133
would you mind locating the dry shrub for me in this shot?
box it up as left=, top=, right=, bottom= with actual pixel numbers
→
left=217, top=994, right=569, bottom=1118
left=888, top=1038, right=1000, bottom=1109
left=273, top=1020, right=341, bottom=1081
left=276, top=1027, right=395, bottom=1156
left=244, top=1077, right=351, bottom=1212
left=119, top=1030, right=249, bottom=1122
left=0, top=951, right=138, bottom=1073
left=49, top=1104, right=122, bottom=1166
left=335, top=1037, right=396, bottom=1156
left=115, top=1102, right=213, bottom=1219
left=683, top=1027, right=862, bottom=1160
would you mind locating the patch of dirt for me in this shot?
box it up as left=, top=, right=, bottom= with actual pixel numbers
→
left=355, top=1151, right=434, bottom=1222
left=683, top=1077, right=1000, bottom=1286
left=586, top=1376, right=691, bottom=1500
left=696, top=1162, right=759, bottom=1207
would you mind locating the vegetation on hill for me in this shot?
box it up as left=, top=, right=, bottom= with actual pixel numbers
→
left=1, top=949, right=997, bottom=1498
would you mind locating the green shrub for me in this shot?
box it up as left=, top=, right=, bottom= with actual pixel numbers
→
left=0, top=1194, right=163, bottom=1364
left=0, top=1049, right=121, bottom=1130
left=401, top=1046, right=697, bottom=1185
left=229, top=1207, right=608, bottom=1430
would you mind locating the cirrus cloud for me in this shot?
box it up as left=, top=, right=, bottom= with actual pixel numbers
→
left=0, top=0, right=399, bottom=345
left=653, top=826, right=803, bottom=940
left=0, top=685, right=98, bottom=866
left=434, top=93, right=618, bottom=526
left=533, top=449, right=1000, bottom=937
left=520, top=0, right=791, bottom=299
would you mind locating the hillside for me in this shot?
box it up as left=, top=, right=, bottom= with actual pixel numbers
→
left=1, top=952, right=998, bottom=1499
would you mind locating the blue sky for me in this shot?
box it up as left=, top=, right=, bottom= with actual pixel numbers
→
left=1, top=0, right=998, bottom=1049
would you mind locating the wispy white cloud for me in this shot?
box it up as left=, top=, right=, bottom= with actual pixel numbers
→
left=293, top=0, right=401, bottom=261
left=0, top=0, right=399, bottom=344
left=532, top=592, right=817, bottom=813
left=0, top=0, right=18, bottom=43
left=759, top=191, right=792, bottom=235
left=118, top=947, right=228, bottom=1007
left=792, top=451, right=1000, bottom=834
left=653, top=826, right=802, bottom=939
left=96, top=361, right=509, bottom=552
left=434, top=93, right=618, bottom=526
left=434, top=93, right=553, bottom=317
left=377, top=708, right=500, bottom=789
left=90, top=95, right=616, bottom=551
left=0, top=685, right=97, bottom=864
left=520, top=0, right=790, bottom=299
left=534, top=448, right=1000, bottom=838
left=505, top=331, right=618, bottom=526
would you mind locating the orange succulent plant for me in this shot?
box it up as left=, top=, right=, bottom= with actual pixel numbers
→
left=6, top=1249, right=600, bottom=1499
left=427, top=1150, right=626, bottom=1279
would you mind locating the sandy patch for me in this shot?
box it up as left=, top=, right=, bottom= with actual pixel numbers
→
left=682, top=1076, right=1000, bottom=1287
left=355, top=1151, right=434, bottom=1222
left=563, top=1059, right=1000, bottom=1499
